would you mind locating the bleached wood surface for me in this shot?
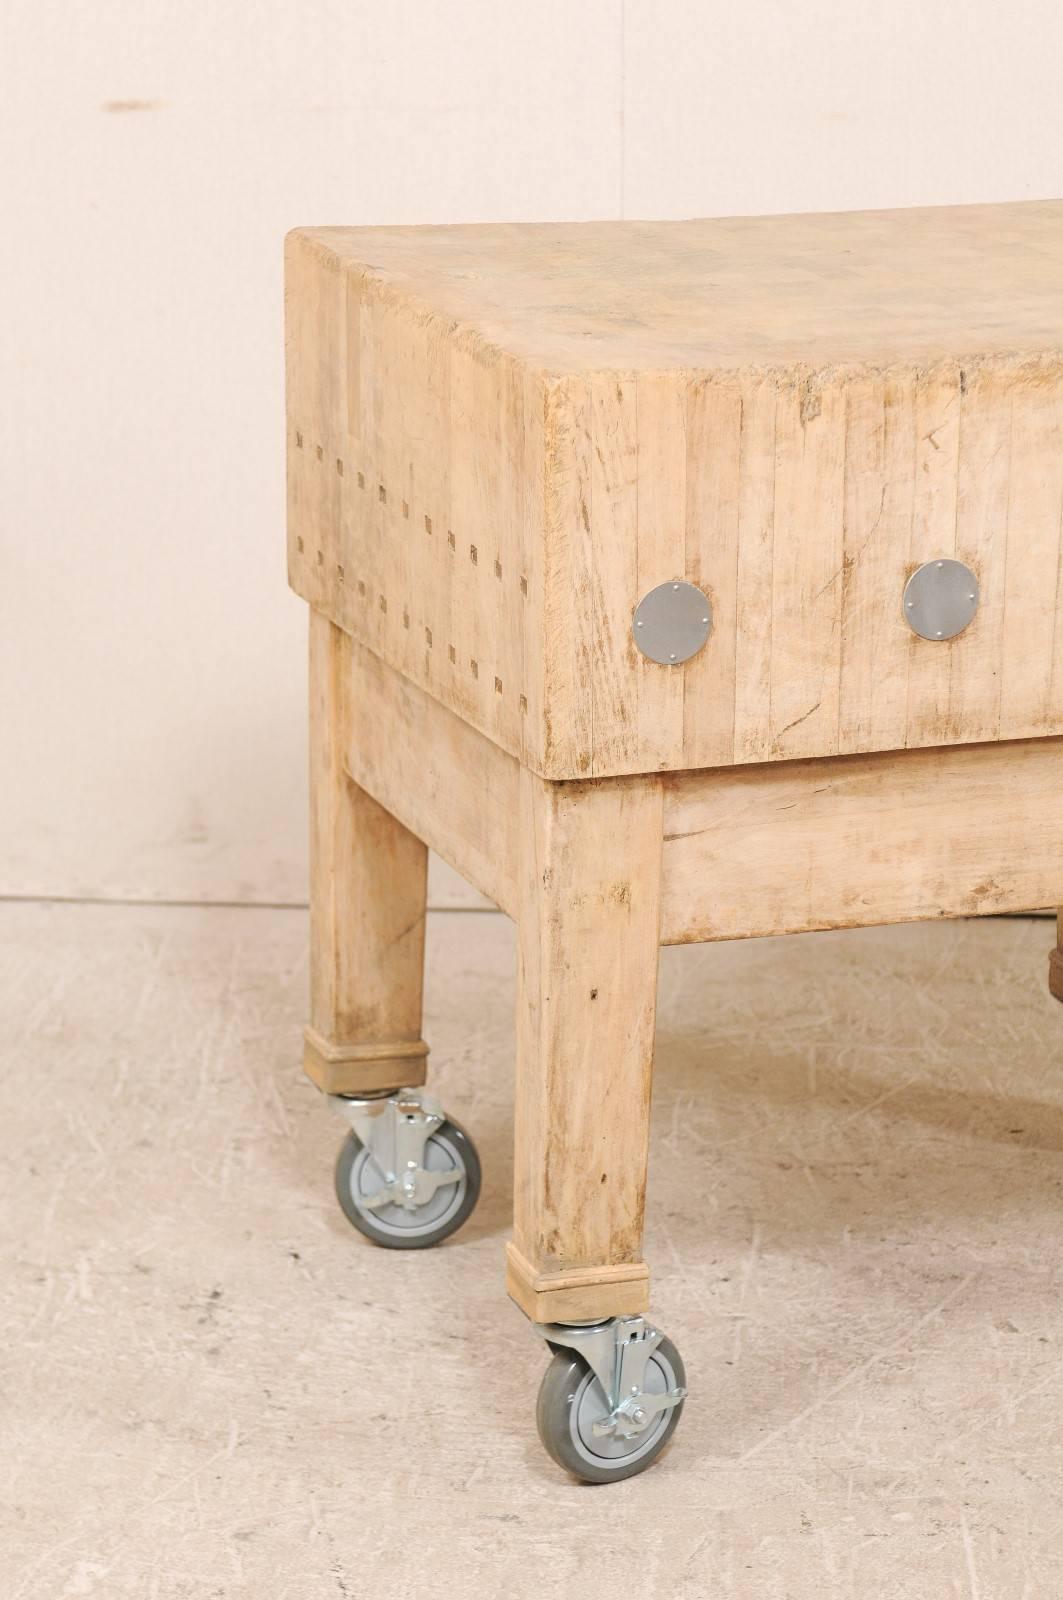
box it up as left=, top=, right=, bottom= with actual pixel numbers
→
left=288, top=203, right=1063, bottom=780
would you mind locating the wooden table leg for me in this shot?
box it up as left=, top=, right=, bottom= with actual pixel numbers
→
left=1050, top=911, right=1063, bottom=1003
left=506, top=769, right=664, bottom=1325
left=303, top=611, right=430, bottom=1095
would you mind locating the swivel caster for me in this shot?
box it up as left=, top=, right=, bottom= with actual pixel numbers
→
left=330, top=1089, right=481, bottom=1249
left=534, top=1315, right=687, bottom=1483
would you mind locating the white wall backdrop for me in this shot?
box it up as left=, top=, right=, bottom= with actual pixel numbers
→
left=4, top=1, right=1062, bottom=906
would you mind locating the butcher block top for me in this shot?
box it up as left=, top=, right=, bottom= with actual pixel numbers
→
left=286, top=201, right=1063, bottom=780
left=298, top=202, right=1063, bottom=375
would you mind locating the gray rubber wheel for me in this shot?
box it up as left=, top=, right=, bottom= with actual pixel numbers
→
left=333, top=1119, right=480, bottom=1249
left=536, top=1336, right=686, bottom=1484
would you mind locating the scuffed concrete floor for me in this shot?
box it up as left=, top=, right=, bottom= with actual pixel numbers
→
left=3, top=903, right=1063, bottom=1598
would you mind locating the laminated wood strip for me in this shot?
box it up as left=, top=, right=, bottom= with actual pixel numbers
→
left=837, top=375, right=914, bottom=756
left=682, top=377, right=743, bottom=768
left=1000, top=377, right=1063, bottom=738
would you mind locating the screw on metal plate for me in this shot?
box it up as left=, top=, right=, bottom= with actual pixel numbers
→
left=632, top=581, right=712, bottom=665
left=902, top=559, right=979, bottom=642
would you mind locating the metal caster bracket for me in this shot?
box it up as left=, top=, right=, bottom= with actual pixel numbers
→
left=534, top=1315, right=688, bottom=1442
left=328, top=1089, right=463, bottom=1213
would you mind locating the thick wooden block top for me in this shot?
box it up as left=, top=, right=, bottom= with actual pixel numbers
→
left=301, top=201, right=1063, bottom=375
left=286, top=202, right=1063, bottom=780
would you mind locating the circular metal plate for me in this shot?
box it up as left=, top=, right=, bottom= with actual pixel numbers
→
left=633, top=581, right=712, bottom=665
left=903, top=559, right=979, bottom=641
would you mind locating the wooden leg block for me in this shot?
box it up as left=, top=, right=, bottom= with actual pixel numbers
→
left=302, top=1029, right=429, bottom=1096
left=307, top=611, right=430, bottom=1092
left=505, top=1243, right=650, bottom=1323
left=509, top=770, right=663, bottom=1325
left=1050, top=912, right=1063, bottom=1002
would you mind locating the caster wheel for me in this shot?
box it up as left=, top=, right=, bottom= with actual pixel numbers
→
left=334, top=1114, right=480, bottom=1249
left=536, top=1333, right=686, bottom=1484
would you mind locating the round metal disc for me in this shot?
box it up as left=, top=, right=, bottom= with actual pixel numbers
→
left=633, top=581, right=712, bottom=665
left=903, top=559, right=979, bottom=641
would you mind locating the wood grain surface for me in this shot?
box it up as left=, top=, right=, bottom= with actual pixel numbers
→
left=288, top=204, right=1063, bottom=780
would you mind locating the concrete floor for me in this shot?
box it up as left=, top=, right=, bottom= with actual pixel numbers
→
left=3, top=902, right=1063, bottom=1598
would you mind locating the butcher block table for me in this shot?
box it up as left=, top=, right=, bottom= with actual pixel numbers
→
left=285, top=200, right=1063, bottom=1483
